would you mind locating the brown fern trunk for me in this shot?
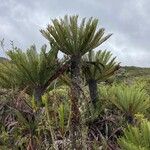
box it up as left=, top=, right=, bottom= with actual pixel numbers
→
left=70, top=55, right=82, bottom=149
left=88, top=79, right=99, bottom=108
left=33, top=86, right=44, bottom=106
left=27, top=135, right=37, bottom=150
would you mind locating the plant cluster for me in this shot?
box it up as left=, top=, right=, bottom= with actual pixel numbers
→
left=0, top=15, right=149, bottom=150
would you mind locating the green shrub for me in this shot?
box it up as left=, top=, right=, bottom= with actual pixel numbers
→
left=100, top=83, right=150, bottom=123
left=135, top=77, right=150, bottom=95
left=118, top=120, right=150, bottom=150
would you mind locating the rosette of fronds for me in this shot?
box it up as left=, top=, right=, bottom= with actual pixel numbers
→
left=82, top=50, right=119, bottom=82
left=0, top=45, right=69, bottom=104
left=82, top=50, right=119, bottom=107
left=108, top=84, right=150, bottom=123
left=41, top=15, right=112, bottom=149
left=118, top=120, right=150, bottom=150
left=41, top=15, right=112, bottom=57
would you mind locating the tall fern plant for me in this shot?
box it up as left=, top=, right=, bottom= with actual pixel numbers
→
left=41, top=15, right=112, bottom=149
left=0, top=45, right=68, bottom=105
left=82, top=50, right=119, bottom=107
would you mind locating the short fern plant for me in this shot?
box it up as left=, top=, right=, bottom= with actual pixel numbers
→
left=118, top=120, right=150, bottom=150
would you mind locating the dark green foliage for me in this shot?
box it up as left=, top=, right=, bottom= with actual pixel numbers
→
left=82, top=50, right=119, bottom=107
left=0, top=45, right=69, bottom=105
left=82, top=50, right=119, bottom=82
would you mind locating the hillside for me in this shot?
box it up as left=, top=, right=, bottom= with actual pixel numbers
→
left=0, top=57, right=9, bottom=62
left=123, top=66, right=150, bottom=78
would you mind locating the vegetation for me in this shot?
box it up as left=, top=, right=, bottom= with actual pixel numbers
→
left=101, top=84, right=150, bottom=123
left=0, top=45, right=68, bottom=106
left=0, top=15, right=150, bottom=150
left=41, top=15, right=111, bottom=149
left=82, top=50, right=119, bottom=107
left=118, top=119, right=150, bottom=150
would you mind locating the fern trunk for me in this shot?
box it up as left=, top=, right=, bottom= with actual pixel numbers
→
left=126, top=114, right=134, bottom=124
left=70, top=55, right=82, bottom=149
left=88, top=79, right=99, bottom=107
left=33, top=86, right=44, bottom=106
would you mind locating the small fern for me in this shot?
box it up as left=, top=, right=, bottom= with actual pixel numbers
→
left=109, top=84, right=150, bottom=117
left=118, top=120, right=150, bottom=150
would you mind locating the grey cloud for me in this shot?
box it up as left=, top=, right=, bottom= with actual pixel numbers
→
left=0, top=0, right=150, bottom=67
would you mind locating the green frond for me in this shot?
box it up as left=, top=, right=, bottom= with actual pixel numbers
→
left=82, top=50, right=119, bottom=82
left=107, top=84, right=150, bottom=115
left=41, top=15, right=111, bottom=57
left=0, top=45, right=60, bottom=95
left=118, top=120, right=150, bottom=150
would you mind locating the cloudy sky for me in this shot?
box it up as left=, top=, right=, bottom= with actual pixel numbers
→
left=0, top=0, right=150, bottom=67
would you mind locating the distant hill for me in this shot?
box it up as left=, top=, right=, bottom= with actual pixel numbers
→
left=0, top=57, right=9, bottom=62
left=123, top=66, right=150, bottom=78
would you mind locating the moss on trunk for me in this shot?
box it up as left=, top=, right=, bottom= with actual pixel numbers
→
left=88, top=79, right=99, bottom=108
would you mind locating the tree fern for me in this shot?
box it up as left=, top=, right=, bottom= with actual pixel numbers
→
left=41, top=15, right=112, bottom=57
left=82, top=50, right=119, bottom=107
left=41, top=15, right=112, bottom=149
left=0, top=45, right=68, bottom=104
left=82, top=50, right=119, bottom=82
